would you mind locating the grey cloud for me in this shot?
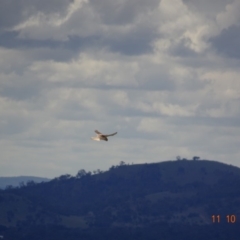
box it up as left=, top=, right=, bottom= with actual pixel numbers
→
left=169, top=39, right=197, bottom=58
left=0, top=31, right=59, bottom=49
left=25, top=47, right=79, bottom=62
left=0, top=31, right=91, bottom=50
left=0, top=75, right=53, bottom=101
left=0, top=31, right=100, bottom=61
left=107, top=106, right=162, bottom=118
left=105, top=25, right=159, bottom=55
left=55, top=101, right=99, bottom=122
left=0, top=27, right=157, bottom=58
left=0, top=0, right=159, bottom=56
left=59, top=64, right=175, bottom=91
left=0, top=0, right=70, bottom=31
left=136, top=67, right=175, bottom=91
left=209, top=24, right=240, bottom=59
left=182, top=0, right=234, bottom=16
left=179, top=75, right=208, bottom=91
left=41, top=30, right=155, bottom=56
left=87, top=0, right=160, bottom=55
left=168, top=116, right=240, bottom=128
left=89, top=0, right=159, bottom=25
left=1, top=82, right=43, bottom=101
left=0, top=115, right=33, bottom=137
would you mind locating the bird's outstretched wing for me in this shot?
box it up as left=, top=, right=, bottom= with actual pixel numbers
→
left=95, top=130, right=102, bottom=135
left=104, top=132, right=117, bottom=137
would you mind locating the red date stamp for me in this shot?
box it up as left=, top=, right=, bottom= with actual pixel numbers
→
left=212, top=215, right=236, bottom=223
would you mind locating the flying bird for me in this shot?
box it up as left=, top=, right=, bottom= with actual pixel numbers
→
left=91, top=130, right=117, bottom=141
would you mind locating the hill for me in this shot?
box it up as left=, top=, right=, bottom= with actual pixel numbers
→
left=0, top=176, right=50, bottom=189
left=0, top=159, right=240, bottom=240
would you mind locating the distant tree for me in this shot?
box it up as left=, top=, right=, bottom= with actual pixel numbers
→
left=93, top=170, right=102, bottom=174
left=96, top=169, right=102, bottom=174
left=76, top=169, right=87, bottom=178
left=119, top=161, right=126, bottom=166
left=58, top=174, right=72, bottom=180
left=109, top=166, right=115, bottom=171
left=176, top=156, right=181, bottom=161
left=19, top=181, right=25, bottom=188
left=193, top=156, right=200, bottom=161
left=26, top=180, right=36, bottom=187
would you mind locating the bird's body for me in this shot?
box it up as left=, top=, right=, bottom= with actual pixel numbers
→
left=91, top=130, right=117, bottom=141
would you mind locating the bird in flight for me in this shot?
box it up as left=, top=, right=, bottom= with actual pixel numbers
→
left=91, top=130, right=117, bottom=141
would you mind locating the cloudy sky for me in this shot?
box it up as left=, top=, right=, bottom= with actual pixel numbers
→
left=0, top=0, right=240, bottom=178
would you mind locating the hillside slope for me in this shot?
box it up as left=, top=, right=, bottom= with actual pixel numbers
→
left=0, top=160, right=240, bottom=239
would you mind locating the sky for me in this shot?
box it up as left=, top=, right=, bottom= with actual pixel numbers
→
left=0, top=0, right=240, bottom=178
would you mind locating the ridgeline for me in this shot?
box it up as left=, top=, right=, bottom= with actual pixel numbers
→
left=0, top=159, right=240, bottom=239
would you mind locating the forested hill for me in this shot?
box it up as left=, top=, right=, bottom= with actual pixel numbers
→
left=1, top=159, right=240, bottom=240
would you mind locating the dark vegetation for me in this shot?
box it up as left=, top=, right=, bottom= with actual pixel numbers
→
left=0, top=159, right=240, bottom=239
left=0, top=176, right=50, bottom=189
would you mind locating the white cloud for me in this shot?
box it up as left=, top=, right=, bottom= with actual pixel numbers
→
left=13, top=0, right=88, bottom=40
left=27, top=53, right=139, bottom=87
left=156, top=0, right=209, bottom=52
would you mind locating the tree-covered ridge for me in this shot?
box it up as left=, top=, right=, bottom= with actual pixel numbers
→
left=0, top=176, right=50, bottom=189
left=0, top=159, right=240, bottom=239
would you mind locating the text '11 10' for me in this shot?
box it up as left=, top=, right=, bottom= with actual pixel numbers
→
left=212, top=215, right=236, bottom=223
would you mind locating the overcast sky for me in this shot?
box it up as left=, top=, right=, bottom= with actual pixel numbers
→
left=0, top=0, right=240, bottom=178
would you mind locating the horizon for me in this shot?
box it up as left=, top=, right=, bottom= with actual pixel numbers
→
left=1, top=158, right=240, bottom=179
